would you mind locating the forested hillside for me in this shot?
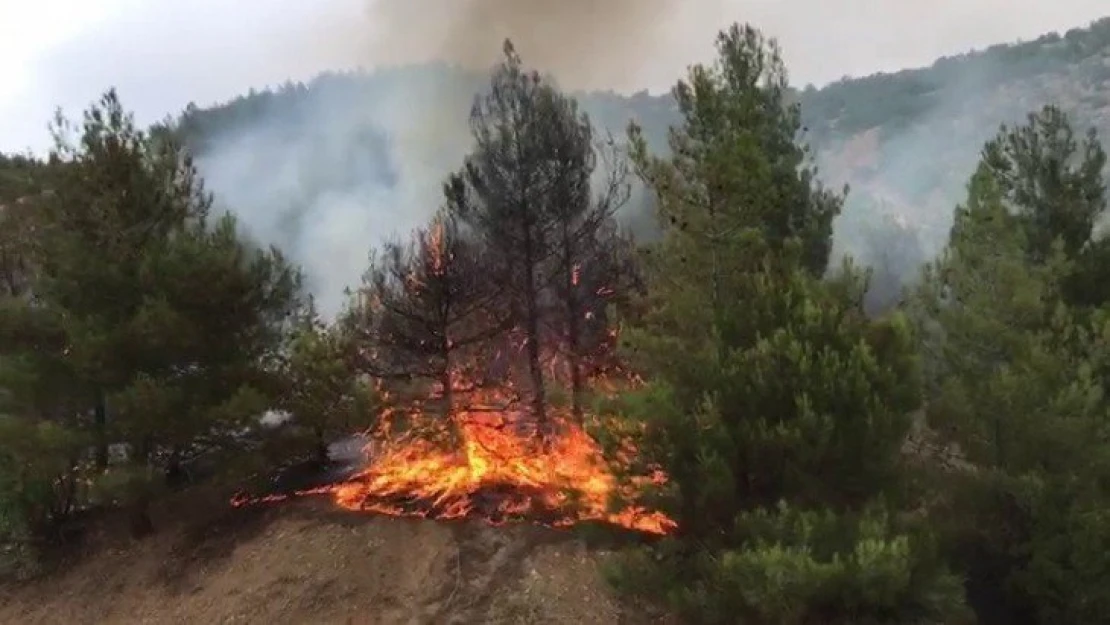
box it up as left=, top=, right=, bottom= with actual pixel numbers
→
left=169, top=16, right=1110, bottom=271
left=806, top=16, right=1110, bottom=255
left=4, top=16, right=1110, bottom=625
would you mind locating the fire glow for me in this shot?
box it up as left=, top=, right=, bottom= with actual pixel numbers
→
left=232, top=213, right=674, bottom=535
left=232, top=375, right=675, bottom=536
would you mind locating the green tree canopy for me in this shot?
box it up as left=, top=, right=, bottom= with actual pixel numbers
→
left=913, top=111, right=1110, bottom=625
left=0, top=90, right=306, bottom=541
left=628, top=23, right=844, bottom=280
left=596, top=22, right=966, bottom=625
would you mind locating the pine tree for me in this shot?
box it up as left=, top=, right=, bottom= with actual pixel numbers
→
left=282, top=299, right=375, bottom=465
left=25, top=90, right=303, bottom=530
left=343, top=210, right=504, bottom=418
left=627, top=23, right=843, bottom=284
left=980, top=105, right=1106, bottom=263
left=444, top=40, right=605, bottom=437
left=913, top=122, right=1110, bottom=625
left=914, top=166, right=1069, bottom=461
left=595, top=23, right=966, bottom=624
left=0, top=154, right=89, bottom=571
left=544, top=132, right=630, bottom=422
left=978, top=105, right=1110, bottom=310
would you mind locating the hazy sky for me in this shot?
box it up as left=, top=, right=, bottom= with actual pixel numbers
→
left=1, top=0, right=1108, bottom=153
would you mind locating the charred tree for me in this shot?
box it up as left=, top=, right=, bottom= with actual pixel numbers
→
left=567, top=219, right=644, bottom=377
left=444, top=41, right=593, bottom=438
left=545, top=132, right=631, bottom=422
left=345, top=210, right=504, bottom=418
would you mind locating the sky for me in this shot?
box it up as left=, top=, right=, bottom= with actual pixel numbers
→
left=1, top=0, right=1109, bottom=154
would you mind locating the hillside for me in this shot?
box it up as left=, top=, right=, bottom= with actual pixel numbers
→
left=170, top=16, right=1110, bottom=270
left=803, top=16, right=1110, bottom=254
left=8, top=16, right=1110, bottom=625
left=0, top=492, right=658, bottom=625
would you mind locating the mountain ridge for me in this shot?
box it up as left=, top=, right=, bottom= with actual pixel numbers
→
left=170, top=15, right=1110, bottom=266
left=10, top=16, right=1110, bottom=308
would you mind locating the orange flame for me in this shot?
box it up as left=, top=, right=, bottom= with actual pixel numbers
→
left=335, top=391, right=671, bottom=534
left=234, top=372, right=674, bottom=536
left=232, top=234, right=672, bottom=535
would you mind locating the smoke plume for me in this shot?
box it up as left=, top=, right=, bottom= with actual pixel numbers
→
left=196, top=0, right=717, bottom=315
left=359, top=0, right=720, bottom=90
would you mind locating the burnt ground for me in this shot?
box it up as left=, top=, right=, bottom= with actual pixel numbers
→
left=0, top=484, right=666, bottom=625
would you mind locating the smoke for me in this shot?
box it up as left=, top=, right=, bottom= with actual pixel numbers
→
left=818, top=31, right=1110, bottom=310
left=197, top=67, right=481, bottom=313
left=187, top=1, right=1102, bottom=319
left=194, top=0, right=719, bottom=316
left=359, top=0, right=719, bottom=90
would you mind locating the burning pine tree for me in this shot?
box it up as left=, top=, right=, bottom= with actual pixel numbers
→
left=342, top=209, right=507, bottom=430
left=443, top=40, right=634, bottom=434
left=261, top=41, right=672, bottom=535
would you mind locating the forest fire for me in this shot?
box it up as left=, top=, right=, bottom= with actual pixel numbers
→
left=228, top=108, right=668, bottom=533
left=233, top=372, right=675, bottom=536
left=339, top=385, right=671, bottom=534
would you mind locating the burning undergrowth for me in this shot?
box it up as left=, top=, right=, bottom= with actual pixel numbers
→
left=232, top=370, right=674, bottom=536
left=232, top=60, right=672, bottom=535
left=228, top=213, right=675, bottom=535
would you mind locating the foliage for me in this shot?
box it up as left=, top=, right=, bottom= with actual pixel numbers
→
left=605, top=502, right=967, bottom=625
left=0, top=89, right=308, bottom=565
left=40, top=89, right=303, bottom=463
left=969, top=104, right=1110, bottom=315
left=341, top=210, right=504, bottom=411
left=598, top=251, right=965, bottom=622
left=913, top=105, right=1110, bottom=624
left=282, top=299, right=377, bottom=462
left=0, top=417, right=87, bottom=578
left=595, top=22, right=966, bottom=624
left=441, top=41, right=635, bottom=436
left=628, top=23, right=843, bottom=278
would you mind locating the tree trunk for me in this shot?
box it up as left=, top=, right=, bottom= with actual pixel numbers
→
left=440, top=364, right=454, bottom=419
left=55, top=464, right=78, bottom=521
left=568, top=356, right=583, bottom=423
left=522, top=255, right=548, bottom=439
left=93, top=390, right=108, bottom=471
left=562, top=242, right=585, bottom=424
left=164, top=450, right=186, bottom=490
left=524, top=287, right=548, bottom=437
left=440, top=360, right=461, bottom=447
left=314, top=427, right=330, bottom=466
left=128, top=493, right=154, bottom=538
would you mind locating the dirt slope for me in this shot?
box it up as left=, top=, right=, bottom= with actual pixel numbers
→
left=0, top=493, right=660, bottom=625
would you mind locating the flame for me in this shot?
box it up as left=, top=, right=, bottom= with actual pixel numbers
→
left=232, top=223, right=673, bottom=535
left=335, top=382, right=671, bottom=534
left=234, top=370, right=674, bottom=536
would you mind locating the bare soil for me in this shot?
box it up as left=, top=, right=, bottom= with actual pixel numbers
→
left=0, top=490, right=663, bottom=625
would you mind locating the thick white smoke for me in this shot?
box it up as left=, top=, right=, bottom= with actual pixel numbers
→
left=191, top=0, right=725, bottom=315
left=180, top=1, right=1110, bottom=315
left=197, top=67, right=480, bottom=312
